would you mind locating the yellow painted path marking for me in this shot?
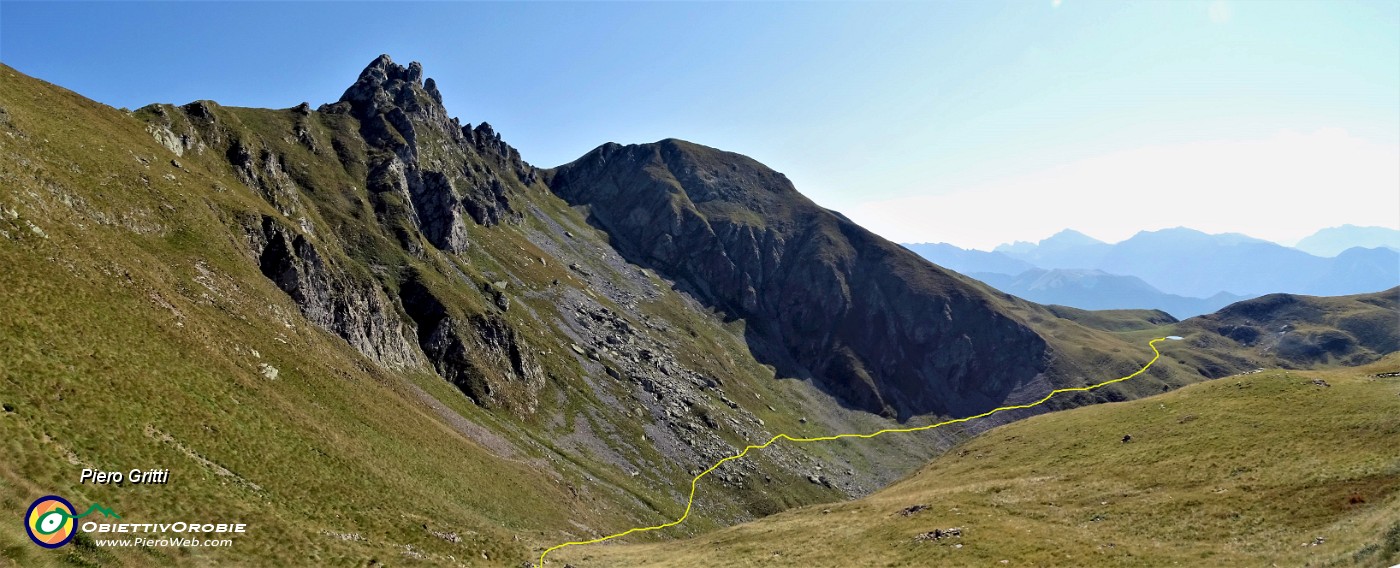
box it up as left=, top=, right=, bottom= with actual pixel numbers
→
left=538, top=337, right=1176, bottom=566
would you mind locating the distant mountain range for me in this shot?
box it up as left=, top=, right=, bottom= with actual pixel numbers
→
left=970, top=269, right=1247, bottom=318
left=900, top=242, right=1035, bottom=276
left=1294, top=224, right=1400, bottom=257
left=906, top=226, right=1399, bottom=318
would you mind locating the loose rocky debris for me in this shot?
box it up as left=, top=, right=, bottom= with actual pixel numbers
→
left=1310, top=379, right=1330, bottom=387
left=897, top=504, right=929, bottom=517
left=530, top=278, right=850, bottom=495
left=401, top=544, right=426, bottom=559
left=1305, top=535, right=1326, bottom=546
left=1374, top=371, right=1399, bottom=378
left=914, top=527, right=963, bottom=542
left=423, top=524, right=460, bottom=543
left=320, top=530, right=366, bottom=542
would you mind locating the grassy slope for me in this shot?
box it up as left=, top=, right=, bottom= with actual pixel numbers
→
left=1043, top=306, right=1178, bottom=333
left=0, top=64, right=617, bottom=566
left=562, top=354, right=1400, bottom=567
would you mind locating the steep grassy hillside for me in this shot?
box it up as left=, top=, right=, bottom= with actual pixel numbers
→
left=0, top=62, right=579, bottom=566
left=564, top=355, right=1400, bottom=567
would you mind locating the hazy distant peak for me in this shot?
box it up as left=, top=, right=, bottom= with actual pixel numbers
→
left=991, top=229, right=1103, bottom=253
left=1124, top=227, right=1269, bottom=246
left=1041, top=229, right=1106, bottom=247
left=1128, top=226, right=1209, bottom=240
left=1295, top=225, right=1400, bottom=257
left=993, top=240, right=1037, bottom=254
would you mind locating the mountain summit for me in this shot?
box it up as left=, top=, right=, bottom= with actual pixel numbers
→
left=1294, top=224, right=1400, bottom=257
left=551, top=139, right=1053, bottom=418
left=321, top=55, right=534, bottom=252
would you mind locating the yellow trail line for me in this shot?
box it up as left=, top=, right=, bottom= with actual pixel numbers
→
left=538, top=337, right=1174, bottom=566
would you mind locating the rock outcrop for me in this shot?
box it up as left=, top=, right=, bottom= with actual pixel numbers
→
left=246, top=214, right=423, bottom=369
left=550, top=139, right=1049, bottom=418
left=400, top=279, right=545, bottom=414
left=332, top=55, right=472, bottom=252
left=326, top=55, right=535, bottom=253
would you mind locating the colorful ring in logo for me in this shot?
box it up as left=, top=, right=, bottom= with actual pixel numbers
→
left=26, top=495, right=76, bottom=548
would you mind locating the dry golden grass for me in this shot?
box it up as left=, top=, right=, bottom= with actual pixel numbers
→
left=558, top=356, right=1400, bottom=567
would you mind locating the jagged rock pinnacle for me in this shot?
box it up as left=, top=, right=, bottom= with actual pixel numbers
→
left=335, top=54, right=448, bottom=126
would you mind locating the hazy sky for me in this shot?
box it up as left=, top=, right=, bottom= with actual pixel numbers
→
left=2, top=1, right=1396, bottom=250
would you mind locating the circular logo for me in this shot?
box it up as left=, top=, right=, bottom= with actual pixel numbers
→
left=25, top=496, right=76, bottom=548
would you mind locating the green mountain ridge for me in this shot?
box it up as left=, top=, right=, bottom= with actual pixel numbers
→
left=1175, top=288, right=1400, bottom=369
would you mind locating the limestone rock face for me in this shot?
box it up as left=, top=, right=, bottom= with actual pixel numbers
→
left=551, top=139, right=1049, bottom=418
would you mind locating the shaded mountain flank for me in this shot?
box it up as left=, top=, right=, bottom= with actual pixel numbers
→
left=548, top=139, right=1058, bottom=419
left=3, top=55, right=1396, bottom=566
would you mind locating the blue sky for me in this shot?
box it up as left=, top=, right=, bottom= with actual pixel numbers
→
left=3, top=1, right=1396, bottom=249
